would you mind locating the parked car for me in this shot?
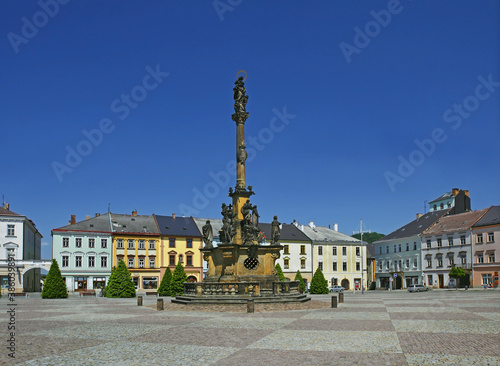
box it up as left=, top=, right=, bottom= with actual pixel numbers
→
left=407, top=284, right=428, bottom=292
left=329, top=285, right=345, bottom=293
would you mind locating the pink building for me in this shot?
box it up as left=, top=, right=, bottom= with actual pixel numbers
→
left=472, top=206, right=500, bottom=288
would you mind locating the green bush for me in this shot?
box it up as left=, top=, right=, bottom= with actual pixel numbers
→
left=158, top=267, right=173, bottom=296
left=170, top=262, right=188, bottom=296
left=105, top=260, right=136, bottom=298
left=41, top=259, right=68, bottom=299
left=310, top=267, right=329, bottom=294
left=294, top=270, right=306, bottom=293
left=275, top=263, right=286, bottom=281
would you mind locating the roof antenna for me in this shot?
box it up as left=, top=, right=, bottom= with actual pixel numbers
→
left=108, top=203, right=111, bottom=213
left=424, top=200, right=428, bottom=214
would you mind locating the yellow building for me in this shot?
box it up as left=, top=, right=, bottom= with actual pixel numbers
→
left=111, top=212, right=161, bottom=291
left=154, top=214, right=203, bottom=282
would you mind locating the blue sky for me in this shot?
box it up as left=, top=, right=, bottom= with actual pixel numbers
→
left=1, top=0, right=499, bottom=259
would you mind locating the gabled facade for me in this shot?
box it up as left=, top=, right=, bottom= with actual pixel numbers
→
left=373, top=210, right=448, bottom=289
left=260, top=222, right=313, bottom=284
left=111, top=212, right=160, bottom=291
left=1, top=204, right=42, bottom=292
left=429, top=187, right=470, bottom=214
left=299, top=222, right=366, bottom=291
left=421, top=208, right=488, bottom=288
left=471, top=206, right=500, bottom=288
left=155, top=214, right=203, bottom=283
left=52, top=213, right=112, bottom=291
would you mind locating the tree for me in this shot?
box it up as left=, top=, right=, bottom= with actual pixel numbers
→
left=41, top=259, right=68, bottom=299
left=158, top=267, right=173, bottom=296
left=275, top=263, right=286, bottom=281
left=105, top=260, right=136, bottom=298
left=449, top=266, right=466, bottom=290
left=310, top=267, right=329, bottom=294
left=294, top=270, right=306, bottom=293
left=352, top=232, right=385, bottom=243
left=170, top=262, right=188, bottom=296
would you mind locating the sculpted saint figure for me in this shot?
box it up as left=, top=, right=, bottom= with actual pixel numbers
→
left=202, top=220, right=213, bottom=248
left=271, top=215, right=281, bottom=244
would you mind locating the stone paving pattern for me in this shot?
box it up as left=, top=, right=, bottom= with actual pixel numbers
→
left=1, top=290, right=499, bottom=365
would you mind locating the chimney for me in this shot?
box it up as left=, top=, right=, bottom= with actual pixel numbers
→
left=416, top=213, right=423, bottom=220
left=464, top=190, right=469, bottom=197
left=308, top=221, right=315, bottom=228
left=333, top=223, right=339, bottom=232
left=95, top=213, right=100, bottom=217
left=172, top=213, right=176, bottom=219
left=132, top=210, right=137, bottom=217
left=4, top=203, right=9, bottom=210
left=69, top=215, right=76, bottom=225
left=452, top=188, right=459, bottom=196
left=86, top=215, right=90, bottom=220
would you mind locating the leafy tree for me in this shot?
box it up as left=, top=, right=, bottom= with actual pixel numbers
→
left=158, top=267, right=173, bottom=296
left=449, top=266, right=466, bottom=290
left=294, top=270, right=306, bottom=293
left=275, top=263, right=286, bottom=281
left=41, top=259, right=68, bottom=299
left=170, top=262, right=188, bottom=296
left=105, top=260, right=136, bottom=298
left=352, top=232, right=385, bottom=243
left=310, top=267, right=329, bottom=294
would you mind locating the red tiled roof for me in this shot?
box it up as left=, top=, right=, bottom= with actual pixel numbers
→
left=422, top=209, right=489, bottom=236
left=0, top=206, right=21, bottom=216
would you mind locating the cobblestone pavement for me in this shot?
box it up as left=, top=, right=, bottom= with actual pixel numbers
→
left=1, top=290, right=499, bottom=365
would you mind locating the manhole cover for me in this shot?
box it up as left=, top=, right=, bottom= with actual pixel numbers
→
left=244, top=257, right=259, bottom=270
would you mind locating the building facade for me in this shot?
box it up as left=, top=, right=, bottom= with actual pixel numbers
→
left=52, top=213, right=112, bottom=292
left=472, top=206, right=500, bottom=288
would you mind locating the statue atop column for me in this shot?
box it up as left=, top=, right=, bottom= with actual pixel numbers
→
left=271, top=215, right=281, bottom=244
left=202, top=220, right=213, bottom=248
left=232, top=76, right=249, bottom=121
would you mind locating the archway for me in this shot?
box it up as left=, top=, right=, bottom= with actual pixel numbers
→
left=187, top=276, right=197, bottom=283
left=23, top=267, right=49, bottom=292
left=341, top=279, right=350, bottom=290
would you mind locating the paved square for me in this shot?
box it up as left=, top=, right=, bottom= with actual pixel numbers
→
left=1, top=290, right=499, bottom=365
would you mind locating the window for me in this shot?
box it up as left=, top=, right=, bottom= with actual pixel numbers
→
left=75, top=256, right=82, bottom=267
left=318, top=261, right=323, bottom=271
left=342, top=262, right=347, bottom=271
left=149, top=240, right=155, bottom=249
left=386, top=261, right=389, bottom=269
left=88, top=238, right=95, bottom=248
left=169, top=254, right=175, bottom=266
left=332, top=262, right=337, bottom=271
left=433, top=204, right=437, bottom=211
left=169, top=238, right=175, bottom=248
left=318, top=246, right=323, bottom=256
left=356, top=262, right=360, bottom=271
left=186, top=255, right=192, bottom=266
left=332, top=246, right=337, bottom=255
left=379, top=247, right=382, bottom=255
left=378, top=261, right=382, bottom=270
left=284, top=258, right=289, bottom=269
left=437, top=258, right=443, bottom=267
left=461, top=256, right=466, bottom=265
left=101, top=256, right=107, bottom=268
left=149, top=258, right=155, bottom=268
left=300, top=245, right=306, bottom=255
left=405, top=259, right=410, bottom=268
left=76, top=238, right=82, bottom=248
left=356, top=247, right=360, bottom=256
left=63, top=237, right=69, bottom=248
left=284, top=245, right=290, bottom=254
left=477, top=254, right=484, bottom=263
left=138, top=240, right=145, bottom=249
left=143, top=277, right=158, bottom=289
left=187, top=239, right=193, bottom=248
left=448, top=237, right=453, bottom=246
left=413, top=242, right=417, bottom=250
left=488, top=232, right=494, bottom=243
left=101, top=239, right=107, bottom=248
left=62, top=256, right=69, bottom=267
left=398, top=244, right=401, bottom=252
left=128, top=258, right=134, bottom=268
left=117, top=239, right=124, bottom=249
left=88, top=256, right=95, bottom=267
left=482, top=273, right=492, bottom=285
left=437, top=238, right=442, bottom=247
left=342, top=247, right=347, bottom=256
left=426, top=258, right=432, bottom=268
left=406, top=243, right=409, bottom=251
left=93, top=277, right=106, bottom=289
left=426, top=239, right=431, bottom=249
left=139, top=258, right=145, bottom=268
left=440, top=203, right=444, bottom=209
left=427, top=275, right=433, bottom=285
left=394, top=245, right=397, bottom=253
left=413, top=258, right=418, bottom=267
left=477, top=234, right=483, bottom=244
left=128, top=240, right=134, bottom=249
left=386, top=246, right=389, bottom=254
left=460, top=235, right=466, bottom=245
left=489, top=253, right=495, bottom=263
left=301, top=258, right=305, bottom=269
left=448, top=256, right=454, bottom=267
left=7, top=225, right=15, bottom=236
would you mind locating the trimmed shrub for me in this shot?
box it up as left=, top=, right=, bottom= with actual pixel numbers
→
left=310, top=267, right=329, bottom=294
left=275, top=263, right=286, bottom=281
left=41, top=259, right=68, bottom=299
left=171, top=262, right=188, bottom=296
left=294, top=270, right=306, bottom=293
left=105, top=260, right=136, bottom=298
left=158, top=267, right=173, bottom=296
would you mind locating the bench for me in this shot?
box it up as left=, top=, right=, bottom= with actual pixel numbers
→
left=79, top=290, right=96, bottom=297
left=145, top=291, right=158, bottom=297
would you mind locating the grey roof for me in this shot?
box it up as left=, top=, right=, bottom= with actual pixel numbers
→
left=429, top=191, right=454, bottom=203
left=473, top=206, right=500, bottom=228
left=374, top=209, right=448, bottom=243
left=110, top=213, right=159, bottom=235
left=154, top=215, right=201, bottom=237
left=259, top=223, right=311, bottom=242
left=192, top=218, right=223, bottom=239
left=300, top=225, right=362, bottom=244
left=52, top=213, right=112, bottom=233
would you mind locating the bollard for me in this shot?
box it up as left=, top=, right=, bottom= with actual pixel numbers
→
left=137, top=296, right=143, bottom=306
left=331, top=295, right=337, bottom=308
left=247, top=299, right=254, bottom=313
left=339, top=292, right=344, bottom=303
left=157, top=298, right=164, bottom=311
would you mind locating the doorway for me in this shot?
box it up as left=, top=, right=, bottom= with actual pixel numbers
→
left=438, top=274, right=444, bottom=288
